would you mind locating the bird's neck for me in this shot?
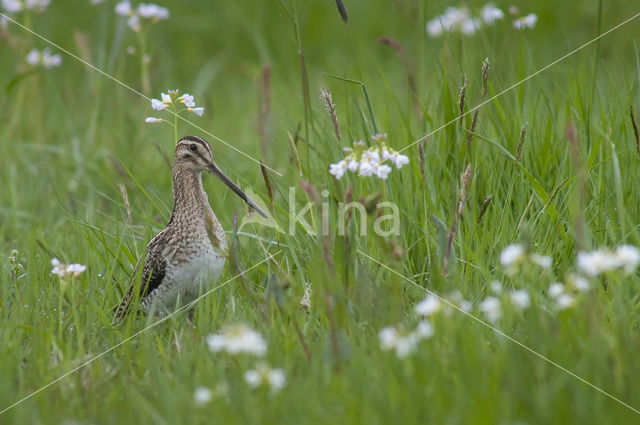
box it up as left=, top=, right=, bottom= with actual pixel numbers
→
left=170, top=166, right=211, bottom=222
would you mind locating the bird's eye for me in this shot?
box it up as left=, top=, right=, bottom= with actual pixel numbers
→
left=189, top=144, right=197, bottom=152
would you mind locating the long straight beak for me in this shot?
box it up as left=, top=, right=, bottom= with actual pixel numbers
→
left=208, top=162, right=268, bottom=218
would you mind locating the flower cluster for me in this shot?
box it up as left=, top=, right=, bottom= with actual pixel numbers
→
left=576, top=245, right=640, bottom=276
left=2, top=0, right=50, bottom=14
left=193, top=383, right=228, bottom=406
left=146, top=89, right=204, bottom=125
left=206, top=323, right=267, bottom=356
left=499, top=243, right=551, bottom=275
left=50, top=258, right=86, bottom=279
left=114, top=1, right=169, bottom=32
left=329, top=134, right=409, bottom=180
left=244, top=363, right=287, bottom=393
left=1, top=0, right=50, bottom=29
left=426, top=4, right=537, bottom=37
left=25, top=48, right=61, bottom=69
left=378, top=321, right=433, bottom=358
left=204, top=324, right=287, bottom=397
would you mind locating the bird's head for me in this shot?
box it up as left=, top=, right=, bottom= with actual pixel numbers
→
left=175, top=135, right=268, bottom=218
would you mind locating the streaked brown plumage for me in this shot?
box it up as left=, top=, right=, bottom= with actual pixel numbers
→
left=112, top=136, right=267, bottom=325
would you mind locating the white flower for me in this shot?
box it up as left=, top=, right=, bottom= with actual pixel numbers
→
left=375, top=164, right=392, bottom=179
left=26, top=49, right=40, bottom=66
left=151, top=98, right=167, bottom=110
left=160, top=92, right=172, bottom=103
left=2, top=0, right=23, bottom=13
left=329, top=160, right=347, bottom=180
left=460, top=17, right=481, bottom=35
left=188, top=107, right=204, bottom=116
left=358, top=159, right=375, bottom=177
left=577, top=249, right=622, bottom=276
left=244, top=363, right=286, bottom=393
left=137, top=3, right=169, bottom=20
left=347, top=159, right=359, bottom=172
left=426, top=19, right=445, bottom=37
left=114, top=0, right=132, bottom=16
left=567, top=274, right=590, bottom=292
left=500, top=244, right=524, bottom=268
left=530, top=253, right=552, bottom=269
left=179, top=93, right=195, bottom=107
left=509, top=289, right=530, bottom=310
left=490, top=280, right=502, bottom=294
left=514, top=13, right=537, bottom=30
left=478, top=296, right=501, bottom=323
left=193, top=386, right=212, bottom=405
left=145, top=117, right=163, bottom=123
left=379, top=321, right=432, bottom=358
left=555, top=293, right=575, bottom=311
left=389, top=152, right=409, bottom=169
left=41, top=49, right=61, bottom=68
left=24, top=0, right=49, bottom=11
left=206, top=324, right=267, bottom=356
left=414, top=294, right=441, bottom=317
left=547, top=282, right=564, bottom=298
left=127, top=14, right=141, bottom=31
left=480, top=3, right=504, bottom=25
left=50, top=258, right=87, bottom=278
left=616, top=244, right=640, bottom=274
left=382, top=148, right=391, bottom=160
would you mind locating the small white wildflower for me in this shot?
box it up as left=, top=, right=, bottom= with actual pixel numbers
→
left=375, top=164, right=392, bottom=179
left=188, top=107, right=204, bottom=116
left=114, top=0, right=132, bottom=16
left=24, top=0, right=49, bottom=11
left=555, top=293, right=575, bottom=311
left=137, top=3, right=169, bottom=20
left=460, top=17, right=481, bottom=35
left=179, top=93, right=195, bottom=107
left=358, top=158, right=376, bottom=177
left=513, top=13, right=537, bottom=30
left=426, top=18, right=445, bottom=37
left=347, top=159, right=359, bottom=172
left=206, top=323, right=267, bottom=356
left=480, top=3, right=504, bottom=25
left=548, top=282, right=564, bottom=298
left=329, top=160, right=347, bottom=180
left=50, top=258, right=87, bottom=279
left=379, top=321, right=432, bottom=358
left=530, top=253, right=552, bottom=269
left=244, top=363, right=286, bottom=393
left=160, top=92, right=172, bottom=103
left=414, top=320, right=434, bottom=338
left=577, top=249, right=621, bottom=276
left=616, top=244, right=640, bottom=274
left=151, top=98, right=167, bottom=111
left=26, top=49, right=40, bottom=66
left=490, top=280, right=502, bottom=294
left=2, top=0, right=23, bottom=13
left=414, top=294, right=441, bottom=317
left=567, top=274, right=590, bottom=292
left=145, top=117, right=163, bottom=123
left=193, top=386, right=212, bottom=405
left=459, top=300, right=472, bottom=312
left=500, top=244, right=525, bottom=269
left=478, top=296, right=501, bottom=323
left=509, top=289, right=530, bottom=310
left=41, top=49, right=61, bottom=68
left=127, top=14, right=141, bottom=31
left=389, top=152, right=409, bottom=169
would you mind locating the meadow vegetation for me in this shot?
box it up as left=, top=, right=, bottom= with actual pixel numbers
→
left=2, top=0, right=640, bottom=423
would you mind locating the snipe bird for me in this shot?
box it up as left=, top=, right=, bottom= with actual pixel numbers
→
left=112, top=135, right=267, bottom=325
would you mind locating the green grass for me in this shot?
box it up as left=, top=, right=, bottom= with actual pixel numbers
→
left=2, top=0, right=640, bottom=423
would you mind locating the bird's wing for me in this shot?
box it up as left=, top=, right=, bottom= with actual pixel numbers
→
left=112, top=232, right=167, bottom=326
